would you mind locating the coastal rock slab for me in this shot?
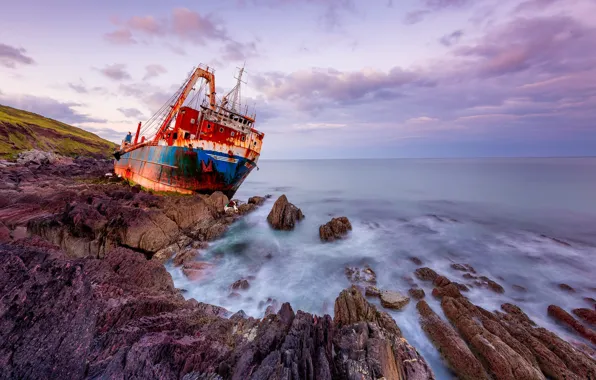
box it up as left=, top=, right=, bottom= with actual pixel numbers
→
left=409, top=287, right=426, bottom=300
left=319, top=216, right=352, bottom=242
left=573, top=308, right=596, bottom=325
left=248, top=196, right=266, bottom=205
left=266, top=194, right=304, bottom=230
left=380, top=290, right=410, bottom=310
left=548, top=305, right=596, bottom=344
left=415, top=267, right=439, bottom=282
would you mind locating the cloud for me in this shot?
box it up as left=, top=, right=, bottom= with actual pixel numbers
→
left=117, top=107, right=145, bottom=119
left=143, top=64, right=167, bottom=80
left=0, top=43, right=35, bottom=68
left=97, top=64, right=132, bottom=81
left=105, top=8, right=257, bottom=61
left=68, top=80, right=106, bottom=94
left=405, top=0, right=471, bottom=24
left=221, top=41, right=258, bottom=61
left=439, top=30, right=464, bottom=46
left=82, top=125, right=129, bottom=141
left=104, top=29, right=137, bottom=45
left=514, top=0, right=563, bottom=14
left=0, top=93, right=107, bottom=124
left=406, top=116, right=439, bottom=123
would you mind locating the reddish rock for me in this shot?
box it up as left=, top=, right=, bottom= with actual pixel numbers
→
left=558, top=283, right=575, bottom=292
left=434, top=275, right=451, bottom=287
left=409, top=256, right=423, bottom=265
left=172, top=247, right=199, bottom=266
left=231, top=279, right=250, bottom=291
left=0, top=222, right=10, bottom=242
left=513, top=284, right=528, bottom=292
left=573, top=308, right=596, bottom=326
left=237, top=203, right=257, bottom=215
left=432, top=284, right=463, bottom=299
left=365, top=285, right=381, bottom=297
left=319, top=216, right=352, bottom=242
left=266, top=194, right=304, bottom=230
left=409, top=287, right=425, bottom=300
left=247, top=196, right=266, bottom=206
left=463, top=273, right=477, bottom=280
left=417, top=300, right=489, bottom=380
left=548, top=305, right=596, bottom=344
left=181, top=261, right=215, bottom=282
left=415, top=267, right=439, bottom=282
left=451, top=263, right=476, bottom=273
left=380, top=290, right=410, bottom=310
left=345, top=265, right=377, bottom=286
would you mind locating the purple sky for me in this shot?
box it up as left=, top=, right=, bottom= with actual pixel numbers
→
left=1, top=0, right=595, bottom=158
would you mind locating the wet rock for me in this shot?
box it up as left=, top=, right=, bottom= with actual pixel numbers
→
left=319, top=216, right=352, bottom=242
left=548, top=305, right=596, bottom=344
left=573, top=308, right=596, bottom=325
left=0, top=222, right=10, bottom=242
left=479, top=276, right=505, bottom=293
left=558, top=283, right=575, bottom=292
left=584, top=297, right=596, bottom=307
left=432, top=283, right=463, bottom=299
left=453, top=282, right=470, bottom=292
left=181, top=261, right=215, bottom=282
left=380, top=290, right=410, bottom=310
left=237, top=203, right=256, bottom=215
left=451, top=263, right=476, bottom=273
left=228, top=292, right=241, bottom=299
left=365, top=285, right=381, bottom=297
left=345, top=265, right=377, bottom=286
left=513, top=284, right=528, bottom=292
left=247, top=196, right=265, bottom=206
left=463, top=273, right=478, bottom=280
left=417, top=300, right=490, bottom=380
left=409, top=256, right=423, bottom=265
left=266, top=194, right=304, bottom=230
left=202, top=191, right=229, bottom=214
left=409, top=287, right=426, bottom=300
left=440, top=297, right=546, bottom=380
left=231, top=279, right=250, bottom=291
left=172, top=247, right=200, bottom=266
left=334, top=285, right=402, bottom=337
left=414, top=267, right=439, bottom=282
left=433, top=275, right=451, bottom=287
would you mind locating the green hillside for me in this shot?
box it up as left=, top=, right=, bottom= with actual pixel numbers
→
left=0, top=104, right=117, bottom=160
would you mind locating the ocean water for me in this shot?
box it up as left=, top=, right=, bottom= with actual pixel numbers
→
left=167, top=158, right=596, bottom=378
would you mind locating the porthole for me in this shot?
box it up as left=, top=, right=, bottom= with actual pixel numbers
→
left=253, top=141, right=257, bottom=146
left=207, top=124, right=212, bottom=130
left=219, top=127, right=224, bottom=133
left=231, top=131, right=235, bottom=137
left=241, top=136, right=246, bottom=142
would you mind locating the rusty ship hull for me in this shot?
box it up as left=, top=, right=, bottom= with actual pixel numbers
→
left=114, top=142, right=258, bottom=199
left=113, top=65, right=264, bottom=199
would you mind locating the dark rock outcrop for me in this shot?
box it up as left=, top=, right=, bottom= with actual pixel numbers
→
left=573, top=308, right=596, bottom=326
left=0, top=240, right=436, bottom=380
left=248, top=196, right=266, bottom=206
left=548, top=305, right=596, bottom=344
left=266, top=194, right=304, bottom=230
left=415, top=267, right=439, bottom=282
left=319, top=216, right=352, bottom=242
left=409, top=287, right=425, bottom=300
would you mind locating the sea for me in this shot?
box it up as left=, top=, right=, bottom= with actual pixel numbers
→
left=167, top=157, right=596, bottom=378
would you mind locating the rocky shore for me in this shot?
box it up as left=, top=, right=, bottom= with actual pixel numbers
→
left=0, top=155, right=595, bottom=379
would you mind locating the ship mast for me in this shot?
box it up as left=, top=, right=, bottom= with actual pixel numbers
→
left=152, top=65, right=216, bottom=143
left=221, top=64, right=246, bottom=114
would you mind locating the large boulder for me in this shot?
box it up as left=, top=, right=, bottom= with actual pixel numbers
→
left=266, top=194, right=304, bottom=230
left=380, top=290, right=410, bottom=310
left=16, top=149, right=58, bottom=166
left=319, top=216, right=352, bottom=242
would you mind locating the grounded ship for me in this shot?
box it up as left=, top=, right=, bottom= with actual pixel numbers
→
left=113, top=64, right=264, bottom=199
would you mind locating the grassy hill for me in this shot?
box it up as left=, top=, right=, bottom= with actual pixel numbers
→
left=0, top=104, right=117, bottom=160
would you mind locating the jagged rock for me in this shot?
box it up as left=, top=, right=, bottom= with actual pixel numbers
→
left=451, top=263, right=476, bottom=273
left=0, top=222, right=10, bottom=242
left=334, top=285, right=402, bottom=337
left=345, top=265, right=377, bottom=286
left=172, top=247, right=200, bottom=266
left=365, top=285, right=381, bottom=297
left=247, top=196, right=266, bottom=206
left=181, top=261, right=215, bottom=282
left=415, top=267, right=439, bottom=282
left=231, top=279, right=250, bottom=290
left=380, top=290, right=410, bottom=310
left=573, top=308, right=596, bottom=325
left=409, top=288, right=425, bottom=300
left=558, top=283, right=575, bottom=292
left=0, top=239, right=437, bottom=380
left=479, top=276, right=505, bottom=293
left=417, top=300, right=490, bottom=380
left=266, top=194, right=304, bottom=230
left=16, top=149, right=58, bottom=166
left=433, top=275, right=451, bottom=287
left=441, top=297, right=546, bottom=380
left=548, top=305, right=596, bottom=344
left=237, top=203, right=256, bottom=215
left=319, top=216, right=352, bottom=242
left=409, top=256, right=423, bottom=265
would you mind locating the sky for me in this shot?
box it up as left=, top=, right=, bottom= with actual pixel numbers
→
left=0, top=0, right=595, bottom=159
